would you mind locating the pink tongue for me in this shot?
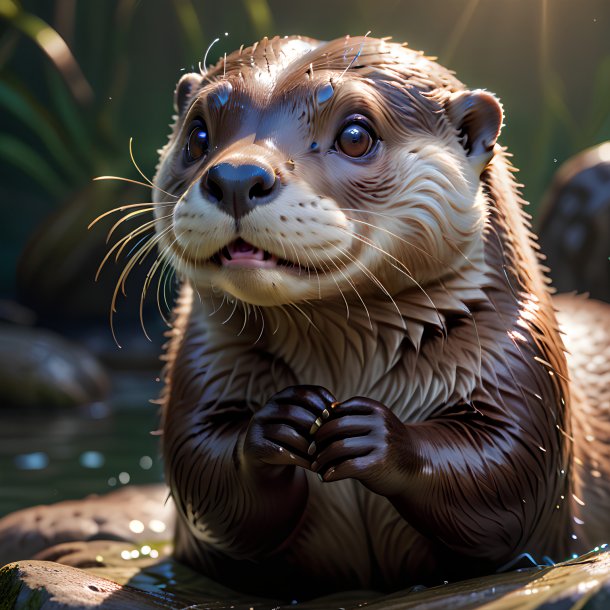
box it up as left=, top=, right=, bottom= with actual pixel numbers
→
left=228, top=239, right=264, bottom=260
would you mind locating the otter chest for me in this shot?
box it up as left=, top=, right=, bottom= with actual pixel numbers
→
left=262, top=302, right=483, bottom=422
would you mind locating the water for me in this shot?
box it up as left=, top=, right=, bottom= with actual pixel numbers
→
left=0, top=371, right=164, bottom=517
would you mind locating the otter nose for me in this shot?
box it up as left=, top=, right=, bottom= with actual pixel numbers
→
left=203, top=162, right=278, bottom=220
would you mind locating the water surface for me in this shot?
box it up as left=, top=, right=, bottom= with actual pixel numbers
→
left=0, top=371, right=164, bottom=517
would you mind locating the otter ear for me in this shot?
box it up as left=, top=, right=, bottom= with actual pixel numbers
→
left=174, top=73, right=203, bottom=115
left=446, top=90, right=503, bottom=175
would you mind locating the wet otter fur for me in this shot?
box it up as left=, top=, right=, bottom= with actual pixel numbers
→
left=153, top=35, right=610, bottom=597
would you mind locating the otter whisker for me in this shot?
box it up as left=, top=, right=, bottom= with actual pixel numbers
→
left=222, top=297, right=240, bottom=326
left=115, top=213, right=173, bottom=261
left=156, top=253, right=176, bottom=327
left=238, top=300, right=250, bottom=337
left=125, top=233, right=155, bottom=261
left=128, top=137, right=179, bottom=201
left=193, top=225, right=206, bottom=277
left=140, top=233, right=181, bottom=338
left=286, top=240, right=306, bottom=278
left=340, top=229, right=444, bottom=330
left=105, top=208, right=165, bottom=243
left=202, top=37, right=221, bottom=75
left=336, top=31, right=371, bottom=83
left=106, top=225, right=172, bottom=346
left=300, top=247, right=313, bottom=282
left=321, top=245, right=373, bottom=329
left=271, top=305, right=283, bottom=335
left=338, top=247, right=401, bottom=317
left=140, top=255, right=165, bottom=340
left=96, top=226, right=150, bottom=281
left=209, top=293, right=226, bottom=317
left=179, top=226, right=200, bottom=275
left=343, top=213, right=482, bottom=350
left=337, top=209, right=480, bottom=282
left=122, top=225, right=173, bottom=291
left=277, top=237, right=289, bottom=262
left=301, top=246, right=322, bottom=296
left=132, top=228, right=178, bottom=340
left=118, top=225, right=173, bottom=297
left=339, top=212, right=450, bottom=269
left=95, top=211, right=171, bottom=281
left=173, top=231, right=209, bottom=310
left=317, top=257, right=351, bottom=321
left=88, top=201, right=175, bottom=230
left=328, top=242, right=404, bottom=329
left=287, top=301, right=320, bottom=333
left=253, top=304, right=265, bottom=345
left=93, top=175, right=178, bottom=199
left=152, top=233, right=179, bottom=322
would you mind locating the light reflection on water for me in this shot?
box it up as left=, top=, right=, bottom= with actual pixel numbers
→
left=0, top=371, right=164, bottom=517
left=13, top=451, right=50, bottom=470
left=79, top=450, right=105, bottom=469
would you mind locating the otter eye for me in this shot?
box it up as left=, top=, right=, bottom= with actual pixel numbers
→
left=335, top=118, right=376, bottom=158
left=185, top=121, right=209, bottom=162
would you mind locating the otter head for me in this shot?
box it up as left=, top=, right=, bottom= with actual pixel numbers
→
left=153, top=36, right=503, bottom=307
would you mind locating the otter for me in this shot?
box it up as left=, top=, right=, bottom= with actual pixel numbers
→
left=152, top=35, right=610, bottom=597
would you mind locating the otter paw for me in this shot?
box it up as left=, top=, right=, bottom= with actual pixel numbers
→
left=311, top=397, right=407, bottom=493
left=243, top=385, right=336, bottom=471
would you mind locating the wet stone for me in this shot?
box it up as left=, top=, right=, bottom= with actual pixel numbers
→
left=3, top=551, right=610, bottom=609
left=2, top=486, right=610, bottom=608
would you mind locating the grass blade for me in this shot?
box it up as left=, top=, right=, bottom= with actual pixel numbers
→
left=0, top=75, right=88, bottom=180
left=242, top=0, right=274, bottom=39
left=0, top=134, right=65, bottom=197
left=171, top=0, right=205, bottom=60
left=0, top=0, right=93, bottom=105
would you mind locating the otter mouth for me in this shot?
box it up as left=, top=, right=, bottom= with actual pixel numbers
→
left=208, top=238, right=313, bottom=272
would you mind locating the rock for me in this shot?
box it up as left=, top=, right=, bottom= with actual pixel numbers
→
left=2, top=550, right=610, bottom=609
left=0, top=300, right=36, bottom=326
left=350, top=549, right=610, bottom=609
left=0, top=561, right=174, bottom=609
left=537, top=141, right=610, bottom=303
left=3, top=485, right=610, bottom=609
left=0, top=485, right=173, bottom=566
left=0, top=323, right=110, bottom=409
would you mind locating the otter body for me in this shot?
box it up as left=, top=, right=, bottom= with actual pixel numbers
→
left=154, top=36, right=610, bottom=596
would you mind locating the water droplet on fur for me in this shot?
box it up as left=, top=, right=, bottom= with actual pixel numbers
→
left=317, top=82, right=334, bottom=105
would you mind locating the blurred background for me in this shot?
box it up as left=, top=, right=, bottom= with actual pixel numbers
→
left=0, top=0, right=609, bottom=517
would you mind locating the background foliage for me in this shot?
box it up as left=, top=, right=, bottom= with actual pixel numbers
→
left=1, top=0, right=609, bottom=311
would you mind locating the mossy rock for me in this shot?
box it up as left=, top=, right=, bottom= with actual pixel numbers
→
left=2, top=550, right=610, bottom=609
